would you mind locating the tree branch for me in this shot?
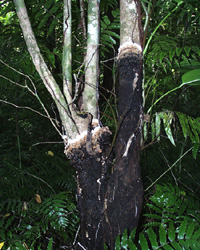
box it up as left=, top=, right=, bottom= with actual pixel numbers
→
left=82, top=0, right=100, bottom=119
left=13, top=0, right=78, bottom=138
left=63, top=0, right=73, bottom=104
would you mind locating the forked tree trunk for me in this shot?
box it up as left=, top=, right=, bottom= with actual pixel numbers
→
left=68, top=41, right=143, bottom=250
left=14, top=0, right=143, bottom=249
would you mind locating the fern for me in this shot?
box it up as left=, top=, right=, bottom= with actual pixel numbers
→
left=0, top=191, right=78, bottom=249
left=145, top=184, right=200, bottom=226
left=100, top=8, right=120, bottom=56
left=144, top=111, right=200, bottom=158
left=176, top=112, right=200, bottom=158
left=113, top=220, right=200, bottom=250
left=107, top=184, right=200, bottom=250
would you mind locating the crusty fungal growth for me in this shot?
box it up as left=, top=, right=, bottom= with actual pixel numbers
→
left=64, top=126, right=111, bottom=158
left=118, top=42, right=142, bottom=61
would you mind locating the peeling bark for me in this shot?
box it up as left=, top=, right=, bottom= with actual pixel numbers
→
left=103, top=42, right=143, bottom=249
left=65, top=127, right=112, bottom=250
left=67, top=42, right=143, bottom=250
left=14, top=0, right=144, bottom=249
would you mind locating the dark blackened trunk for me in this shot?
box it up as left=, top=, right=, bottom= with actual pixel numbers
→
left=71, top=43, right=143, bottom=250
left=68, top=127, right=112, bottom=250
left=102, top=42, right=143, bottom=249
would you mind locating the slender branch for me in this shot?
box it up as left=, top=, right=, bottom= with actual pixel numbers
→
left=147, top=82, right=188, bottom=113
left=79, top=0, right=87, bottom=40
left=0, top=66, right=62, bottom=137
left=143, top=2, right=183, bottom=55
left=13, top=0, right=77, bottom=138
left=17, top=167, right=56, bottom=194
left=32, top=141, right=63, bottom=147
left=145, top=147, right=193, bottom=191
left=82, top=0, right=100, bottom=119
left=0, top=99, right=56, bottom=120
left=63, top=0, right=73, bottom=104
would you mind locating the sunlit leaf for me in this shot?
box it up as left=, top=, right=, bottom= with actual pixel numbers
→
left=182, top=69, right=200, bottom=85
left=0, top=243, right=4, bottom=250
left=47, top=151, right=54, bottom=157
left=35, top=194, right=42, bottom=204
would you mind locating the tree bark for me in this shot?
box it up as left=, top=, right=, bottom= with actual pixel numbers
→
left=69, top=42, right=143, bottom=250
left=14, top=0, right=144, bottom=249
left=103, top=42, right=143, bottom=249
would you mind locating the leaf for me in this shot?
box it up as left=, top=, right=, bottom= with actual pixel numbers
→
left=155, top=113, right=161, bottom=141
left=147, top=227, right=158, bottom=248
left=192, top=228, right=200, bottom=240
left=121, top=229, right=128, bottom=249
left=188, top=116, right=199, bottom=143
left=178, top=219, right=187, bottom=239
left=44, top=0, right=54, bottom=10
left=139, top=233, right=148, bottom=250
left=115, top=235, right=121, bottom=250
left=159, top=225, right=166, bottom=245
left=169, top=48, right=176, bottom=61
left=103, top=34, right=116, bottom=45
left=184, top=46, right=191, bottom=57
left=162, top=112, right=175, bottom=146
left=105, top=30, right=120, bottom=39
left=0, top=243, right=4, bottom=250
left=127, top=238, right=138, bottom=250
left=35, top=194, right=42, bottom=204
left=176, top=112, right=188, bottom=138
left=171, top=241, right=183, bottom=250
left=186, top=222, right=195, bottom=239
left=103, top=16, right=110, bottom=25
left=176, top=47, right=182, bottom=56
left=180, top=59, right=200, bottom=70
left=47, top=151, right=54, bottom=157
left=168, top=222, right=175, bottom=242
left=192, top=144, right=199, bottom=159
left=182, top=69, right=200, bottom=85
left=38, top=13, right=51, bottom=29
left=163, top=245, right=174, bottom=250
left=151, top=121, right=156, bottom=141
left=49, top=2, right=61, bottom=14
left=47, top=237, right=53, bottom=250
left=112, top=9, right=120, bottom=18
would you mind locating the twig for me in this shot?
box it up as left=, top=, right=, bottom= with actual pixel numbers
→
left=0, top=99, right=56, bottom=120
left=145, top=147, right=193, bottom=191
left=73, top=225, right=80, bottom=246
left=32, top=141, right=63, bottom=147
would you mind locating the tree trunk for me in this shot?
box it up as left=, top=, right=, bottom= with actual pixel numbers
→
left=68, top=41, right=143, bottom=250
left=14, top=0, right=143, bottom=248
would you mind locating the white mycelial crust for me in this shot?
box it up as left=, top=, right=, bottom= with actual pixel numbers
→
left=92, top=125, right=101, bottom=135
left=123, top=132, right=135, bottom=157
left=118, top=41, right=142, bottom=55
left=67, top=130, right=88, bottom=145
left=66, top=120, right=101, bottom=146
left=92, top=118, right=99, bottom=127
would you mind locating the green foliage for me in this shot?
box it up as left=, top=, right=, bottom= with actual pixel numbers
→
left=100, top=8, right=120, bottom=56
left=0, top=191, right=78, bottom=249
left=176, top=112, right=200, bottom=158
left=144, top=111, right=200, bottom=158
left=1, top=0, right=200, bottom=249
left=108, top=184, right=200, bottom=250
left=144, top=111, right=175, bottom=145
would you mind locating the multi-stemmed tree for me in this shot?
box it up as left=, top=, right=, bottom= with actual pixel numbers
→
left=13, top=0, right=143, bottom=249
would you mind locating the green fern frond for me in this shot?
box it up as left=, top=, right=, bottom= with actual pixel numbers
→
left=111, top=184, right=200, bottom=250
left=176, top=112, right=200, bottom=158
left=100, top=8, right=120, bottom=56
left=114, top=215, right=200, bottom=250
left=37, top=191, right=78, bottom=232
left=145, top=184, right=200, bottom=225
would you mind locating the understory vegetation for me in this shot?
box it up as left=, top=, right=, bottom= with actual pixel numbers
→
left=0, top=0, right=200, bottom=249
